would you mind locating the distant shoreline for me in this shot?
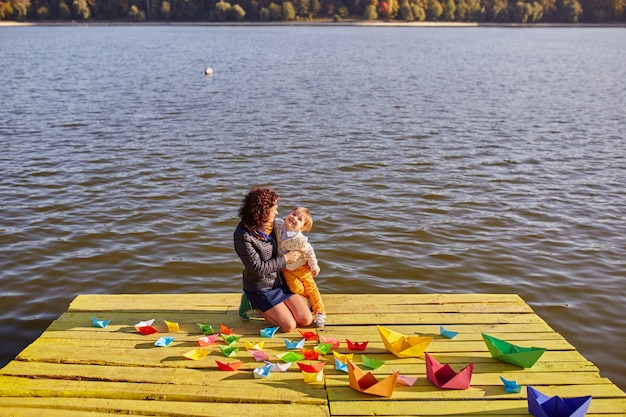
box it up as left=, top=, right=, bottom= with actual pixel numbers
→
left=2, top=20, right=626, bottom=28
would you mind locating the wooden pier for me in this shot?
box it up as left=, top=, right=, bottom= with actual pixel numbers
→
left=0, top=293, right=624, bottom=416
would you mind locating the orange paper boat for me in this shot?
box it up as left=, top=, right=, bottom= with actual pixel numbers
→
left=377, top=325, right=433, bottom=358
left=301, top=348, right=320, bottom=360
left=425, top=352, right=474, bottom=390
left=299, top=330, right=319, bottom=341
left=347, top=360, right=399, bottom=397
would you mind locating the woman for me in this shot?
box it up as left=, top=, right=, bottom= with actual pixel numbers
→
left=233, top=187, right=313, bottom=332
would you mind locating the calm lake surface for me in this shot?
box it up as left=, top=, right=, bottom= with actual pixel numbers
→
left=0, top=25, right=625, bottom=391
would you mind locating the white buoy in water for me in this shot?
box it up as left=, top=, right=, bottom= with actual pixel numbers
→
left=204, top=67, right=213, bottom=76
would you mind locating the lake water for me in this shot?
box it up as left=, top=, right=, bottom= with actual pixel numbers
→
left=0, top=24, right=625, bottom=391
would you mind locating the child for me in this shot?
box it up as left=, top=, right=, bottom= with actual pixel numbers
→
left=275, top=207, right=326, bottom=327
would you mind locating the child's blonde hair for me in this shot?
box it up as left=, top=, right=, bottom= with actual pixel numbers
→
left=292, top=207, right=313, bottom=232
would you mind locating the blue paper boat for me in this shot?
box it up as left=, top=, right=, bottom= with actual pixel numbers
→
left=285, top=338, right=306, bottom=349
left=334, top=357, right=348, bottom=373
left=92, top=317, right=110, bottom=328
left=500, top=376, right=521, bottom=393
left=528, top=385, right=592, bottom=417
left=260, top=326, right=280, bottom=338
left=439, top=325, right=459, bottom=339
left=154, top=336, right=175, bottom=347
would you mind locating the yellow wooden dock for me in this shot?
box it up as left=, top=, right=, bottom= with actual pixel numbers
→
left=0, top=293, right=624, bottom=416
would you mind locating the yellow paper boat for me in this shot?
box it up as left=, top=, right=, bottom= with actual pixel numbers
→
left=347, top=360, right=399, bottom=397
left=302, top=369, right=324, bottom=383
left=377, top=325, right=433, bottom=358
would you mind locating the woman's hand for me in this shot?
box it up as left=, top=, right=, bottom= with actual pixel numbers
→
left=284, top=251, right=302, bottom=263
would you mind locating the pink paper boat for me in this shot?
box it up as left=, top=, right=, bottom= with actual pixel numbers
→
left=425, top=352, right=474, bottom=390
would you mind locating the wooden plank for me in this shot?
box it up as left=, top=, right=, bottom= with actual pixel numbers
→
left=0, top=375, right=326, bottom=405
left=0, top=398, right=331, bottom=417
left=327, top=382, right=624, bottom=400
left=329, top=398, right=626, bottom=415
left=67, top=293, right=527, bottom=312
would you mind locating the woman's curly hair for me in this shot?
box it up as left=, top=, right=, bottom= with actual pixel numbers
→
left=239, top=187, right=279, bottom=229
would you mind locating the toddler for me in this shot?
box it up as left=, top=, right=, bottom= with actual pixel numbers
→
left=275, top=207, right=325, bottom=327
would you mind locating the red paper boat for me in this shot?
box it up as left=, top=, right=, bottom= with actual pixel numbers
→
left=215, top=360, right=243, bottom=371
left=136, top=326, right=158, bottom=335
left=346, top=339, right=368, bottom=351
left=425, top=352, right=474, bottom=390
left=296, top=361, right=325, bottom=373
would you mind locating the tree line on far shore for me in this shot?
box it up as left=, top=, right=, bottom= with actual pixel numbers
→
left=1, top=0, right=624, bottom=24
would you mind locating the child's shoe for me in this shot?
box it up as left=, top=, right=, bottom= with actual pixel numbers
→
left=238, top=293, right=252, bottom=321
left=313, top=312, right=326, bottom=328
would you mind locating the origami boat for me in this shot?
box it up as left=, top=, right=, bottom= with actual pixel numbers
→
left=527, top=385, right=592, bottom=417
left=482, top=333, right=546, bottom=368
left=347, top=360, right=399, bottom=397
left=377, top=325, right=433, bottom=358
left=425, top=352, right=474, bottom=390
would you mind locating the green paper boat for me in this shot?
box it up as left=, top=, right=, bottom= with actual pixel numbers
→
left=361, top=354, right=385, bottom=370
left=277, top=351, right=305, bottom=362
left=219, top=345, right=239, bottom=357
left=482, top=333, right=546, bottom=368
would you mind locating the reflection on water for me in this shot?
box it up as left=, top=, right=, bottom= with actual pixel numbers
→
left=0, top=25, right=625, bottom=390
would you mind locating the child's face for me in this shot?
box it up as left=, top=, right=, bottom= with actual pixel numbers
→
left=285, top=209, right=306, bottom=232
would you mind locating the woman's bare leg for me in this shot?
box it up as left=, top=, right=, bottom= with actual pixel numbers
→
left=259, top=295, right=312, bottom=332
left=284, top=294, right=313, bottom=327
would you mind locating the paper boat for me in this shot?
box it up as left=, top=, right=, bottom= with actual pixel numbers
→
left=299, top=330, right=318, bottom=341
left=277, top=351, right=305, bottom=362
left=377, top=325, right=432, bottom=358
left=301, top=348, right=320, bottom=360
left=396, top=374, right=418, bottom=387
left=261, top=326, right=280, bottom=338
left=320, top=335, right=340, bottom=348
left=361, top=354, right=385, bottom=370
left=251, top=350, right=270, bottom=362
left=244, top=339, right=265, bottom=351
left=220, top=323, right=233, bottom=335
left=164, top=320, right=180, bottom=332
left=136, top=326, right=158, bottom=335
left=198, top=334, right=219, bottom=346
left=216, top=360, right=243, bottom=371
left=154, top=336, right=175, bottom=347
left=439, top=325, right=458, bottom=339
left=332, top=351, right=353, bottom=363
left=425, top=352, right=474, bottom=390
left=264, top=361, right=292, bottom=372
left=302, top=369, right=324, bottom=383
left=527, top=385, right=592, bottom=417
left=218, top=345, right=239, bottom=357
left=334, top=358, right=348, bottom=373
left=346, top=339, right=368, bottom=351
left=221, top=333, right=240, bottom=345
left=285, top=338, right=306, bottom=350
left=92, top=317, right=110, bottom=328
left=183, top=349, right=211, bottom=360
left=500, top=376, right=521, bottom=393
left=347, top=360, right=399, bottom=397
left=482, top=333, right=546, bottom=368
left=296, top=361, right=325, bottom=373
left=314, top=343, right=333, bottom=355
left=253, top=364, right=272, bottom=379
left=197, top=323, right=214, bottom=335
